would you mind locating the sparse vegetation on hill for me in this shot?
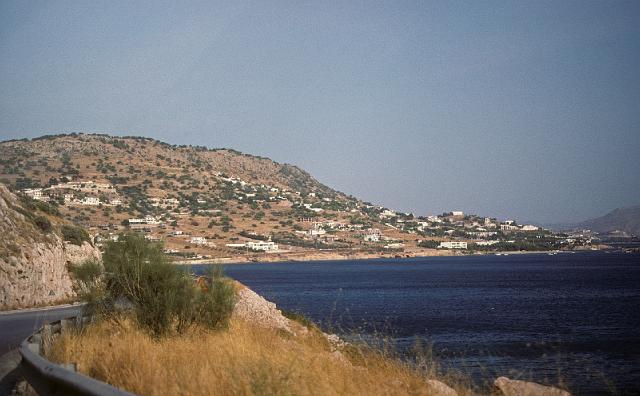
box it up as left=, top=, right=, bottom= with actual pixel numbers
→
left=0, top=133, right=592, bottom=262
left=61, top=225, right=91, bottom=246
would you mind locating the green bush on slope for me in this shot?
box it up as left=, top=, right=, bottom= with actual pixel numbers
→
left=69, top=233, right=236, bottom=337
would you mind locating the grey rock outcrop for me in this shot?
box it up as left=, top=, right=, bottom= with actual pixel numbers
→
left=495, top=377, right=571, bottom=396
left=426, top=379, right=459, bottom=396
left=0, top=184, right=101, bottom=310
left=232, top=286, right=292, bottom=333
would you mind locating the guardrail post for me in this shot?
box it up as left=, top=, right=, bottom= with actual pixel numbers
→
left=40, top=324, right=52, bottom=357
left=75, top=314, right=84, bottom=329
left=61, top=319, right=71, bottom=335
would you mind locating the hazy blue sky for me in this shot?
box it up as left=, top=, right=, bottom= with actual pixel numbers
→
left=1, top=1, right=639, bottom=224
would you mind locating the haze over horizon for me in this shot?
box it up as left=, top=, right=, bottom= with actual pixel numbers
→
left=1, top=1, right=639, bottom=224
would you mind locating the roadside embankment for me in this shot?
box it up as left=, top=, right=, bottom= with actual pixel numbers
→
left=42, top=283, right=571, bottom=396
left=44, top=282, right=469, bottom=396
left=0, top=183, right=101, bottom=310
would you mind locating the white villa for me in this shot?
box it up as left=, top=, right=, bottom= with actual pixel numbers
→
left=438, top=241, right=468, bottom=249
left=247, top=241, right=278, bottom=251
left=80, top=197, right=100, bottom=206
left=226, top=241, right=279, bottom=252
left=361, top=228, right=382, bottom=242
left=307, top=228, right=326, bottom=237
left=190, top=236, right=207, bottom=245
left=22, top=188, right=47, bottom=201
left=475, top=240, right=500, bottom=246
left=363, top=234, right=380, bottom=242
left=379, top=209, right=397, bottom=218
left=128, top=215, right=160, bottom=226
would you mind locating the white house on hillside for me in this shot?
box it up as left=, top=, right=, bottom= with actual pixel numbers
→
left=226, top=241, right=279, bottom=251
left=438, top=241, right=468, bottom=249
left=246, top=241, right=278, bottom=251
left=190, top=236, right=207, bottom=245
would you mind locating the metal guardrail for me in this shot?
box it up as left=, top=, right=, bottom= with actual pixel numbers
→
left=19, top=316, right=135, bottom=396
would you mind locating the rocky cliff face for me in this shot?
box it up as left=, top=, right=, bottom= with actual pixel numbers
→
left=0, top=184, right=101, bottom=310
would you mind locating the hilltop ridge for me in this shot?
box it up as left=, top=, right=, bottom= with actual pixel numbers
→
left=575, top=205, right=640, bottom=236
left=1, top=133, right=339, bottom=197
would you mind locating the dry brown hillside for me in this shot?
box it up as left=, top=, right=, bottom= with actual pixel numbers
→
left=0, top=133, right=441, bottom=262
left=0, top=133, right=338, bottom=197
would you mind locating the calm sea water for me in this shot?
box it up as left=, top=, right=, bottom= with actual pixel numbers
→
left=191, top=252, right=640, bottom=395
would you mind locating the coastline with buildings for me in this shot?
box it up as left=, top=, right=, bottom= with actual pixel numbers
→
left=1, top=135, right=613, bottom=269
left=20, top=179, right=605, bottom=265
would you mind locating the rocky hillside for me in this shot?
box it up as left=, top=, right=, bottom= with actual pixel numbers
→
left=0, top=183, right=100, bottom=310
left=575, top=205, right=640, bottom=236
left=0, top=133, right=581, bottom=263
left=0, top=133, right=407, bottom=261
left=0, top=133, right=341, bottom=198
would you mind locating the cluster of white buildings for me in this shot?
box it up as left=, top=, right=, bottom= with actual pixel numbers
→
left=21, top=180, right=122, bottom=207
left=500, top=221, right=539, bottom=232
left=62, top=194, right=121, bottom=206
left=189, top=237, right=208, bottom=246
left=49, top=181, right=116, bottom=193
left=21, top=188, right=47, bottom=201
left=149, top=197, right=179, bottom=208
left=361, top=228, right=382, bottom=242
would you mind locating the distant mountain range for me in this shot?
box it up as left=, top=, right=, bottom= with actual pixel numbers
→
left=549, top=205, right=640, bottom=236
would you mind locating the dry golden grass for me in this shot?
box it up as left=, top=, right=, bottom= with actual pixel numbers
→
left=48, top=317, right=474, bottom=396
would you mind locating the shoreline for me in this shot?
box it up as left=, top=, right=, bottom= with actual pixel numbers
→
left=173, top=248, right=599, bottom=265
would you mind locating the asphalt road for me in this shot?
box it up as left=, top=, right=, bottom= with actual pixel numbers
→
left=0, top=305, right=83, bottom=393
left=0, top=305, right=82, bottom=355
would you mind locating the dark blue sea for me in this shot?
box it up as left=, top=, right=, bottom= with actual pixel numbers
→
left=191, top=252, right=640, bottom=395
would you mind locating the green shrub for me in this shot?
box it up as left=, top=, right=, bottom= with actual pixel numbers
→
left=69, top=259, right=103, bottom=285
left=62, top=225, right=90, bottom=245
left=18, top=195, right=60, bottom=216
left=417, top=240, right=440, bottom=249
left=68, top=259, right=113, bottom=318
left=101, top=234, right=186, bottom=336
left=33, top=215, right=52, bottom=232
left=72, top=234, right=236, bottom=337
left=194, top=266, right=236, bottom=330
